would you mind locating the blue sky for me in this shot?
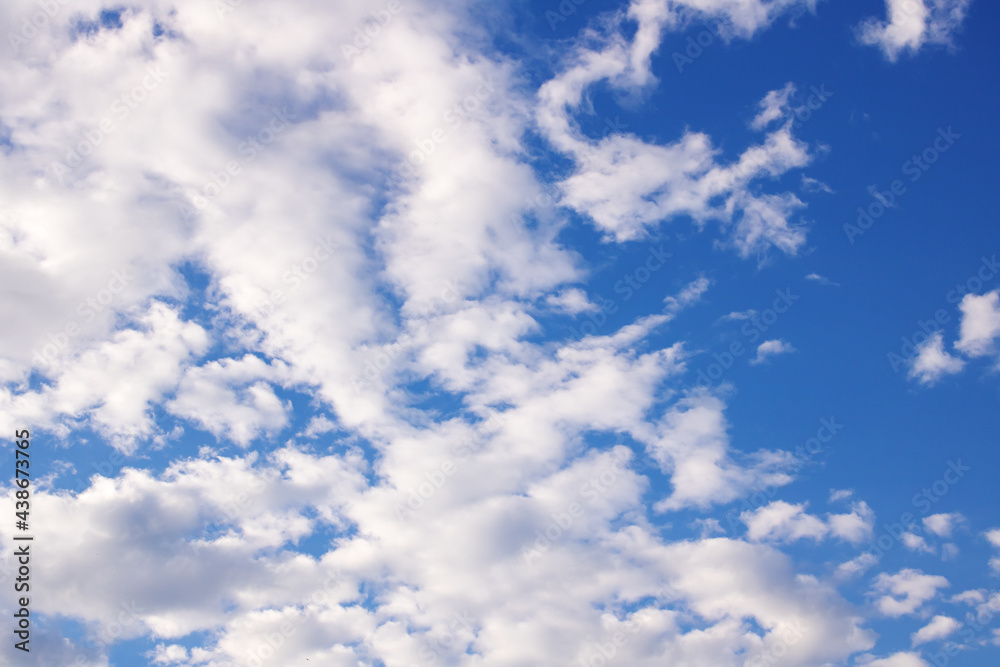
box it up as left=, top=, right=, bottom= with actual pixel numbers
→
left=1, top=0, right=999, bottom=665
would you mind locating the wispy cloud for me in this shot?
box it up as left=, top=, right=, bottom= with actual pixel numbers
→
left=751, top=339, right=796, bottom=364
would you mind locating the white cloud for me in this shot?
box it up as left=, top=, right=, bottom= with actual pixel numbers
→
left=663, top=276, right=711, bottom=314
left=167, top=355, right=293, bottom=446
left=986, top=528, right=1000, bottom=572
left=975, top=593, right=1000, bottom=623
left=0, top=302, right=208, bottom=450
left=951, top=589, right=985, bottom=605
left=152, top=644, right=190, bottom=664
left=955, top=290, right=1000, bottom=359
left=719, top=309, right=757, bottom=322
left=742, top=501, right=828, bottom=542
left=941, top=543, right=960, bottom=560
left=857, top=0, right=971, bottom=61
left=743, top=500, right=873, bottom=545
left=829, top=489, right=854, bottom=502
left=923, top=512, right=964, bottom=538
left=0, top=1, right=951, bottom=665
left=655, top=0, right=820, bottom=40
left=301, top=415, right=337, bottom=438
left=546, top=288, right=600, bottom=315
left=0, top=447, right=369, bottom=645
left=751, top=339, right=795, bottom=364
left=859, top=652, right=930, bottom=667
left=611, top=534, right=877, bottom=665
left=902, top=532, right=935, bottom=554
left=908, top=332, right=964, bottom=385
left=828, top=502, right=876, bottom=545
left=801, top=176, right=834, bottom=194
left=805, top=272, right=839, bottom=286
left=836, top=553, right=880, bottom=580
left=751, top=82, right=796, bottom=130
left=871, top=569, right=949, bottom=617
left=537, top=7, right=817, bottom=253
left=911, top=615, right=960, bottom=646
left=647, top=391, right=795, bottom=511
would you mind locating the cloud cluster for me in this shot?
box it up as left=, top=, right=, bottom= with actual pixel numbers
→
left=0, top=0, right=988, bottom=665
left=857, top=0, right=972, bottom=61
left=741, top=499, right=875, bottom=544
left=908, top=289, right=1000, bottom=385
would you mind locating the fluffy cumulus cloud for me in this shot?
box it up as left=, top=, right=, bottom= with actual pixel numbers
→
left=906, top=289, right=1000, bottom=386
left=647, top=391, right=796, bottom=511
left=0, top=0, right=992, bottom=665
left=923, top=512, right=965, bottom=538
left=742, top=500, right=874, bottom=544
left=857, top=0, right=972, bottom=61
left=986, top=529, right=1000, bottom=572
left=742, top=500, right=829, bottom=542
left=166, top=355, right=293, bottom=447
left=955, top=290, right=1000, bottom=359
left=911, top=615, right=960, bottom=646
left=902, top=532, right=935, bottom=554
left=871, top=569, right=950, bottom=617
left=908, top=290, right=1000, bottom=386
left=0, top=302, right=209, bottom=450
left=907, top=332, right=964, bottom=385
